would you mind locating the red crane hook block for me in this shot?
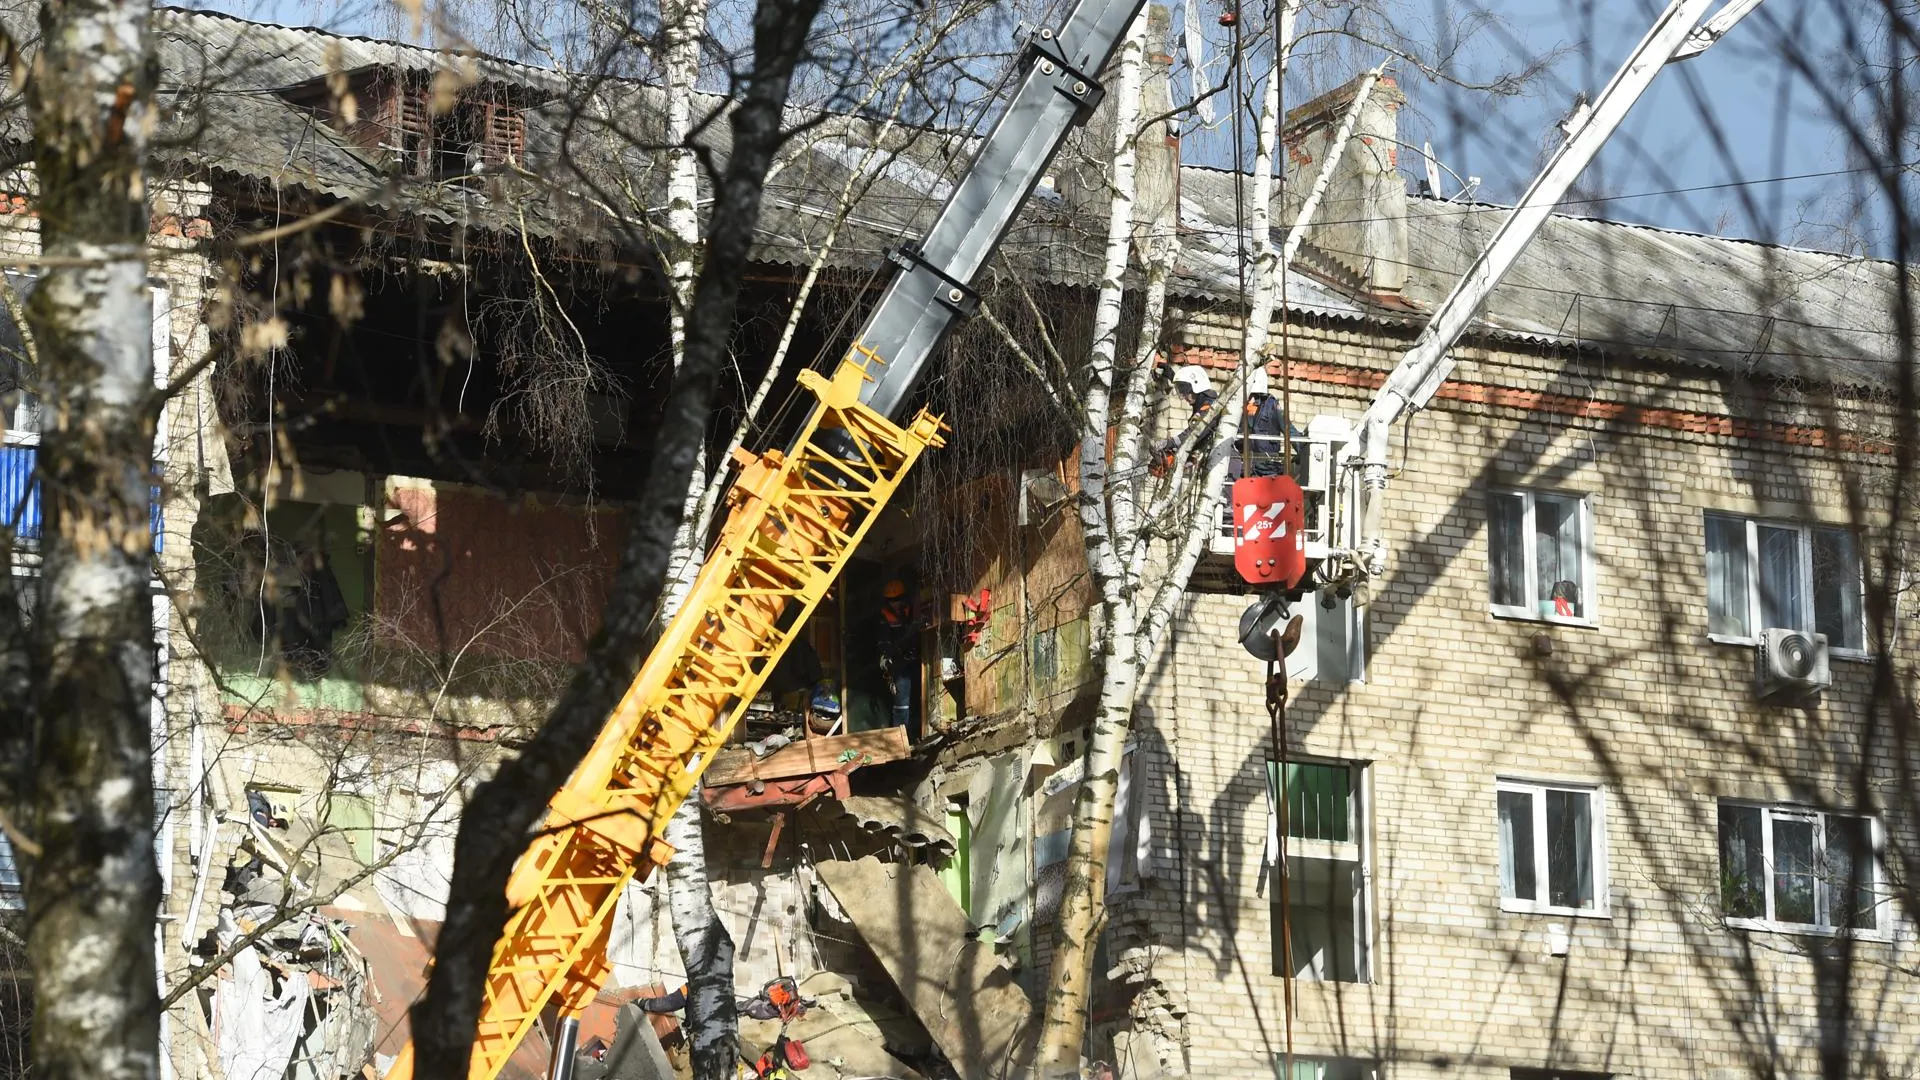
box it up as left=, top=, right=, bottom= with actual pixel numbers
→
left=1231, top=475, right=1306, bottom=588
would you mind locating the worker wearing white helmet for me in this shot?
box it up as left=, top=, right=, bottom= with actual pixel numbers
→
left=1154, top=364, right=1221, bottom=474
left=1171, top=364, right=1213, bottom=400
left=1237, top=365, right=1295, bottom=478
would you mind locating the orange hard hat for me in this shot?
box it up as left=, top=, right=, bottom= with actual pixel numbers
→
left=883, top=579, right=907, bottom=599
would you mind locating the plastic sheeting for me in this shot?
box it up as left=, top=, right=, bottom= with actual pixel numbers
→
left=217, top=947, right=311, bottom=1080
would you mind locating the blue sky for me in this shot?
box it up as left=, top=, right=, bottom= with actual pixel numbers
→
left=185, top=0, right=1886, bottom=251
left=1405, top=0, right=1876, bottom=249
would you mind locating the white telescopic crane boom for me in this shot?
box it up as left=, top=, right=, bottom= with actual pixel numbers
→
left=1346, top=0, right=1763, bottom=579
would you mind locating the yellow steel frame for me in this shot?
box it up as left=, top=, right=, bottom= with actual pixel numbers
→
left=388, top=351, right=944, bottom=1080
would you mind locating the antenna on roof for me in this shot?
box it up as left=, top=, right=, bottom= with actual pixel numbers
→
left=1421, top=141, right=1442, bottom=198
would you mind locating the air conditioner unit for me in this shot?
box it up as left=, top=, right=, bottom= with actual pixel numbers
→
left=1756, top=627, right=1831, bottom=700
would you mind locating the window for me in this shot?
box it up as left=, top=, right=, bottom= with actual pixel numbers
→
left=1488, top=490, right=1591, bottom=623
left=0, top=830, right=20, bottom=910
left=1276, top=1058, right=1376, bottom=1080
left=1718, top=802, right=1887, bottom=935
left=1497, top=779, right=1606, bottom=916
left=2, top=281, right=167, bottom=545
left=417, top=95, right=524, bottom=178
left=0, top=272, right=38, bottom=438
left=1705, top=513, right=1864, bottom=653
left=1511, top=1070, right=1612, bottom=1080
left=1268, top=760, right=1369, bottom=983
left=2, top=273, right=39, bottom=542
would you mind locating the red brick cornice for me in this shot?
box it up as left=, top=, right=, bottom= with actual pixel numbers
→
left=1175, top=345, right=1894, bottom=455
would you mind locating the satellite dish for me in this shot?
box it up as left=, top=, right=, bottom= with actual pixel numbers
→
left=1422, top=140, right=1444, bottom=199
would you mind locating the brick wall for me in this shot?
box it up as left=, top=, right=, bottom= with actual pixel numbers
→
left=1114, top=318, right=1918, bottom=1078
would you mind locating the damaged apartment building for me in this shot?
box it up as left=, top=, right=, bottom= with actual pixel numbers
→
left=1, top=6, right=1917, bottom=1080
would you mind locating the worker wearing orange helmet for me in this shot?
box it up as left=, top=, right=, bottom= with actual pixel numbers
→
left=877, top=578, right=920, bottom=741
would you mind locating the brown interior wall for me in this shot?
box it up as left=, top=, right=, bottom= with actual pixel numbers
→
left=376, top=482, right=625, bottom=664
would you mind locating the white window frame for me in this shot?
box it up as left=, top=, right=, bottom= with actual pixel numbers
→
left=0, top=829, right=20, bottom=911
left=2, top=271, right=39, bottom=445
left=1718, top=801, right=1892, bottom=940
left=1496, top=777, right=1609, bottom=918
left=1276, top=1058, right=1379, bottom=1080
left=1487, top=488, right=1596, bottom=627
left=1704, top=513, right=1867, bottom=658
left=1267, top=758, right=1373, bottom=984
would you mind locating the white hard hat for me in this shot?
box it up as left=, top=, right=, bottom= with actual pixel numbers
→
left=1245, top=367, right=1270, bottom=397
left=1172, top=364, right=1211, bottom=395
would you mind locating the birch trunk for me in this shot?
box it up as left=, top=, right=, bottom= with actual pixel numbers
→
left=663, top=797, right=735, bottom=1080
left=659, top=0, right=712, bottom=613
left=1034, top=17, right=1148, bottom=1075
left=1038, top=10, right=1301, bottom=1072
left=414, top=0, right=826, bottom=1070
left=1237, top=3, right=1300, bottom=386
left=652, top=3, right=741, bottom=1077
left=18, top=3, right=164, bottom=1080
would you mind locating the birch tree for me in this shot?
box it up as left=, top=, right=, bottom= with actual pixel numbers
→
left=0, top=2, right=163, bottom=1080
left=1035, top=4, right=1307, bottom=1069
left=647, top=2, right=747, bottom=1074
left=632, top=2, right=1006, bottom=1071
left=411, top=0, right=828, bottom=1073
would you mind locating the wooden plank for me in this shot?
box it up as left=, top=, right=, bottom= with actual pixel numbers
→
left=815, top=857, right=1033, bottom=1079
left=702, top=727, right=909, bottom=787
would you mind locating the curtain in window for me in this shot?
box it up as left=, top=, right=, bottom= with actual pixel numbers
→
left=1535, top=496, right=1583, bottom=617
left=1757, top=524, right=1805, bottom=631
left=1545, top=789, right=1593, bottom=909
left=1824, top=815, right=1877, bottom=931
left=1281, top=762, right=1352, bottom=844
left=1705, top=515, right=1750, bottom=637
left=1717, top=804, right=1766, bottom=918
left=1772, top=816, right=1817, bottom=924
left=1498, top=790, right=1535, bottom=901
left=1812, top=528, right=1864, bottom=651
left=1489, top=493, right=1526, bottom=608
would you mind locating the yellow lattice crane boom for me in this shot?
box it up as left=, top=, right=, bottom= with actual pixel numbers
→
left=387, top=0, right=1152, bottom=1074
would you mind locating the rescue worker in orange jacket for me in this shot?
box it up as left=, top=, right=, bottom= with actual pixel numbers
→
left=877, top=579, right=920, bottom=742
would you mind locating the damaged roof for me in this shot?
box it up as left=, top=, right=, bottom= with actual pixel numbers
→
left=6, top=7, right=1902, bottom=389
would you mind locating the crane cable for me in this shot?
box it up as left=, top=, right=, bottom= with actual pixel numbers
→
left=1267, top=624, right=1295, bottom=1078
left=1266, top=5, right=1295, bottom=1074
left=1227, top=2, right=1250, bottom=481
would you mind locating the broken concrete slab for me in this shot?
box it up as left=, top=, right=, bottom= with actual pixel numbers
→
left=791, top=960, right=933, bottom=1053
left=815, top=858, right=1033, bottom=1080
left=799, top=971, right=933, bottom=1062
left=584, top=1002, right=675, bottom=1080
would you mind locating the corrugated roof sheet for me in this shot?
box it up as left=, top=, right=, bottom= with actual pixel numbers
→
left=11, top=8, right=1900, bottom=387
left=1394, top=196, right=1909, bottom=389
